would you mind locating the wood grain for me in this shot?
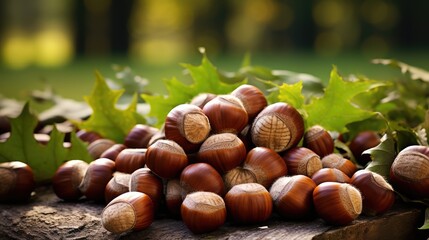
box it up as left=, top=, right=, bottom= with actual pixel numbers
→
left=0, top=186, right=428, bottom=240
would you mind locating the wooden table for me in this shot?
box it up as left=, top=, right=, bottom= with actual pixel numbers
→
left=1, top=186, right=428, bottom=240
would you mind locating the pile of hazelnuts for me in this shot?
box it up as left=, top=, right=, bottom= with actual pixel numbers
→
left=2, top=84, right=429, bottom=235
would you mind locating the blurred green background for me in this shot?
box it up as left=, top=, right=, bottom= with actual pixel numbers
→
left=0, top=0, right=428, bottom=101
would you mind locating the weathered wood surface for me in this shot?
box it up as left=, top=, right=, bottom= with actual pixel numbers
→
left=1, top=186, right=428, bottom=240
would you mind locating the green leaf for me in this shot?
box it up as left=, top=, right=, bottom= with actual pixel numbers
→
left=278, top=81, right=305, bottom=110
left=345, top=113, right=388, bottom=141
left=142, top=53, right=247, bottom=127
left=364, top=133, right=397, bottom=178
left=396, top=129, right=419, bottom=151
left=77, top=72, right=145, bottom=143
left=0, top=103, right=92, bottom=183
left=334, top=139, right=357, bottom=164
left=181, top=53, right=246, bottom=94
left=304, top=67, right=385, bottom=132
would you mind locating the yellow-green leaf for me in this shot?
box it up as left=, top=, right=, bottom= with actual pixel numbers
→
left=142, top=52, right=246, bottom=127
left=77, top=72, right=145, bottom=143
left=278, top=81, right=305, bottom=109
left=304, top=67, right=384, bottom=132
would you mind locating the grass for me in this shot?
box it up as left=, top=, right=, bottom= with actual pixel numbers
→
left=1, top=50, right=428, bottom=102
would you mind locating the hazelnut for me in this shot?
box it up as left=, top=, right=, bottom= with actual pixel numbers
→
left=124, top=124, right=158, bottom=148
left=251, top=102, right=304, bottom=152
left=115, top=148, right=147, bottom=174
left=180, top=163, right=225, bottom=198
left=79, top=158, right=115, bottom=202
left=52, top=160, right=89, bottom=201
left=282, top=147, right=322, bottom=177
left=224, top=183, right=272, bottom=224
left=243, top=147, right=288, bottom=188
left=231, top=84, right=267, bottom=120
left=202, top=95, right=248, bottom=134
left=351, top=170, right=395, bottom=216
left=303, top=125, right=334, bottom=157
left=198, top=133, right=246, bottom=174
left=313, top=182, right=362, bottom=225
left=129, top=168, right=163, bottom=209
left=101, top=192, right=154, bottom=234
left=145, top=139, right=188, bottom=179
left=165, top=104, right=211, bottom=153
left=270, top=175, right=316, bottom=219
left=321, top=153, right=357, bottom=177
left=0, top=161, right=35, bottom=202
left=105, top=172, right=131, bottom=204
left=181, top=191, right=226, bottom=234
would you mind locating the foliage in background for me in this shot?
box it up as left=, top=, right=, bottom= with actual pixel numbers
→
left=105, top=65, right=150, bottom=104
left=0, top=103, right=92, bottom=183
left=279, top=67, right=385, bottom=133
left=76, top=72, right=145, bottom=143
left=141, top=50, right=246, bottom=127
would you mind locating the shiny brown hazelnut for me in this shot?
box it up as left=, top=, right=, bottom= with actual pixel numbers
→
left=180, top=163, right=225, bottom=198
left=79, top=158, right=115, bottom=202
left=165, top=179, right=183, bottom=216
left=270, top=175, right=316, bottom=219
left=202, top=95, right=248, bottom=134
left=129, top=168, right=163, bottom=209
left=115, top=148, right=147, bottom=173
left=231, top=84, right=268, bottom=120
left=321, top=153, right=357, bottom=177
left=351, top=170, right=395, bottom=216
left=104, top=172, right=131, bottom=204
left=181, top=191, right=227, bottom=234
left=303, top=125, right=334, bottom=157
left=311, top=168, right=351, bottom=185
left=282, top=147, right=322, bottom=177
left=399, top=145, right=429, bottom=155
left=224, top=183, right=273, bottom=224
left=87, top=139, right=116, bottom=159
left=251, top=102, right=304, bottom=152
left=313, top=182, right=362, bottom=225
left=124, top=124, right=158, bottom=148
left=243, top=147, right=288, bottom=188
left=165, top=104, right=211, bottom=153
left=389, top=145, right=429, bottom=199
left=100, top=144, right=126, bottom=161
left=190, top=93, right=217, bottom=109
left=322, top=153, right=357, bottom=177
left=0, top=161, right=35, bottom=202
left=148, top=125, right=166, bottom=146
left=238, top=124, right=256, bottom=152
left=146, top=139, right=188, bottom=179
left=52, top=160, right=89, bottom=201
left=223, top=167, right=257, bottom=191
left=349, top=131, right=380, bottom=165
left=101, top=192, right=154, bottom=234
left=198, top=133, right=246, bottom=174
left=76, top=129, right=102, bottom=143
